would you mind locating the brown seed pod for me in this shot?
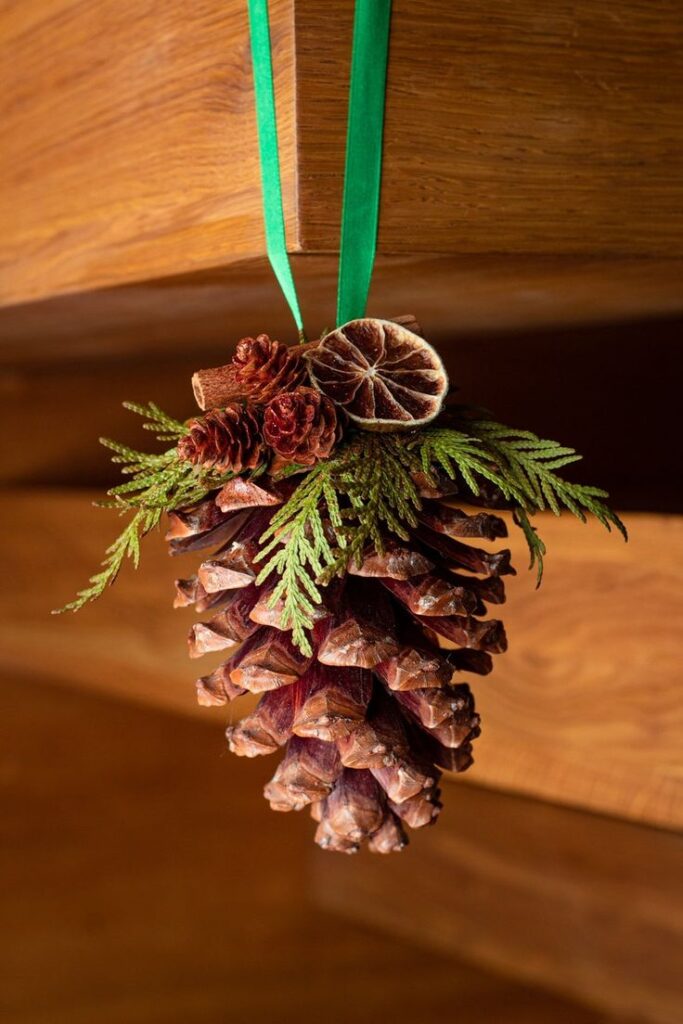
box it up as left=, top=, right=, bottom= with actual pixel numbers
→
left=177, top=405, right=263, bottom=474
left=263, top=386, right=340, bottom=466
left=305, top=318, right=448, bottom=431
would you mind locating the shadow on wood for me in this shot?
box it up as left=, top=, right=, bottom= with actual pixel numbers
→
left=0, top=675, right=617, bottom=1024
left=314, top=782, right=683, bottom=1024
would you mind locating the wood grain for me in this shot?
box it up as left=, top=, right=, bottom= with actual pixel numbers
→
left=2, top=490, right=206, bottom=720
left=469, top=510, right=683, bottom=829
left=297, top=0, right=683, bottom=255
left=1, top=0, right=682, bottom=311
left=314, top=782, right=683, bottom=1024
left=2, top=676, right=617, bottom=1024
left=1, top=252, right=682, bottom=365
left=0, top=0, right=297, bottom=305
left=2, top=490, right=681, bottom=830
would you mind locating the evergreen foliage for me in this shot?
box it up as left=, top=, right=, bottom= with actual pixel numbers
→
left=411, top=418, right=626, bottom=582
left=255, top=434, right=424, bottom=655
left=58, top=400, right=625, bottom=653
left=55, top=403, right=228, bottom=613
left=257, top=419, right=626, bottom=651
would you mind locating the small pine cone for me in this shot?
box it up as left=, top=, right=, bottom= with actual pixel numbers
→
left=172, top=473, right=514, bottom=854
left=232, top=335, right=307, bottom=403
left=192, top=336, right=307, bottom=410
left=263, top=387, right=341, bottom=467
left=178, top=404, right=263, bottom=474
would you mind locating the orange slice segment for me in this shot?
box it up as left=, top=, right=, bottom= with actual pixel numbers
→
left=305, top=318, right=448, bottom=431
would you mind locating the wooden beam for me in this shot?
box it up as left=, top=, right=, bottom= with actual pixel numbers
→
left=297, top=0, right=683, bottom=258
left=2, top=491, right=681, bottom=830
left=314, top=782, right=683, bottom=1024
left=1, top=0, right=682, bottom=313
left=470, top=508, right=683, bottom=830
left=0, top=0, right=296, bottom=306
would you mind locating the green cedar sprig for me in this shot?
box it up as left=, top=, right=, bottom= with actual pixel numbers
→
left=512, top=507, right=547, bottom=586
left=254, top=434, right=424, bottom=655
left=54, top=402, right=230, bottom=614
left=411, top=419, right=626, bottom=582
left=56, top=397, right=625, bottom=655
left=253, top=462, right=338, bottom=655
left=255, top=419, right=625, bottom=652
left=412, top=426, right=525, bottom=503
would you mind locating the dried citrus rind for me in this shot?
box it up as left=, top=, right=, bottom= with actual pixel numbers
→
left=305, top=318, right=448, bottom=431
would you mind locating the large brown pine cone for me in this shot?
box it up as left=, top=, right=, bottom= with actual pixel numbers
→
left=263, top=387, right=341, bottom=467
left=170, top=471, right=514, bottom=854
left=178, top=405, right=263, bottom=474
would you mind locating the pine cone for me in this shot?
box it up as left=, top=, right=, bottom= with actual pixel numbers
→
left=263, top=387, right=341, bottom=467
left=171, top=473, right=514, bottom=854
left=233, top=335, right=307, bottom=403
left=192, top=336, right=307, bottom=410
left=177, top=405, right=263, bottom=474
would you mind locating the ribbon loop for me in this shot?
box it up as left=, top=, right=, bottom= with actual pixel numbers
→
left=337, top=0, right=393, bottom=327
left=248, top=0, right=392, bottom=337
left=247, top=0, right=305, bottom=338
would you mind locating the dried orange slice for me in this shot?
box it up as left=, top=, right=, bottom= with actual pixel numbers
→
left=305, top=318, right=448, bottom=431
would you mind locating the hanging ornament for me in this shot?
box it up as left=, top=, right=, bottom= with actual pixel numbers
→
left=56, top=0, right=626, bottom=854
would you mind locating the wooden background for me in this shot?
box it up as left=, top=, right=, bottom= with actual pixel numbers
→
left=315, top=784, right=683, bottom=1024
left=2, top=675, right=624, bottom=1024
left=0, top=0, right=292, bottom=304
left=1, top=1, right=681, bottom=1021
left=297, top=0, right=683, bottom=256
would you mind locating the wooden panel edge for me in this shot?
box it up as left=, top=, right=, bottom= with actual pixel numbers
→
left=312, top=783, right=683, bottom=1024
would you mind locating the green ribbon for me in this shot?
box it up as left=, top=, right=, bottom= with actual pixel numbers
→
left=247, top=0, right=305, bottom=338
left=337, top=0, right=392, bottom=326
left=247, top=0, right=392, bottom=336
